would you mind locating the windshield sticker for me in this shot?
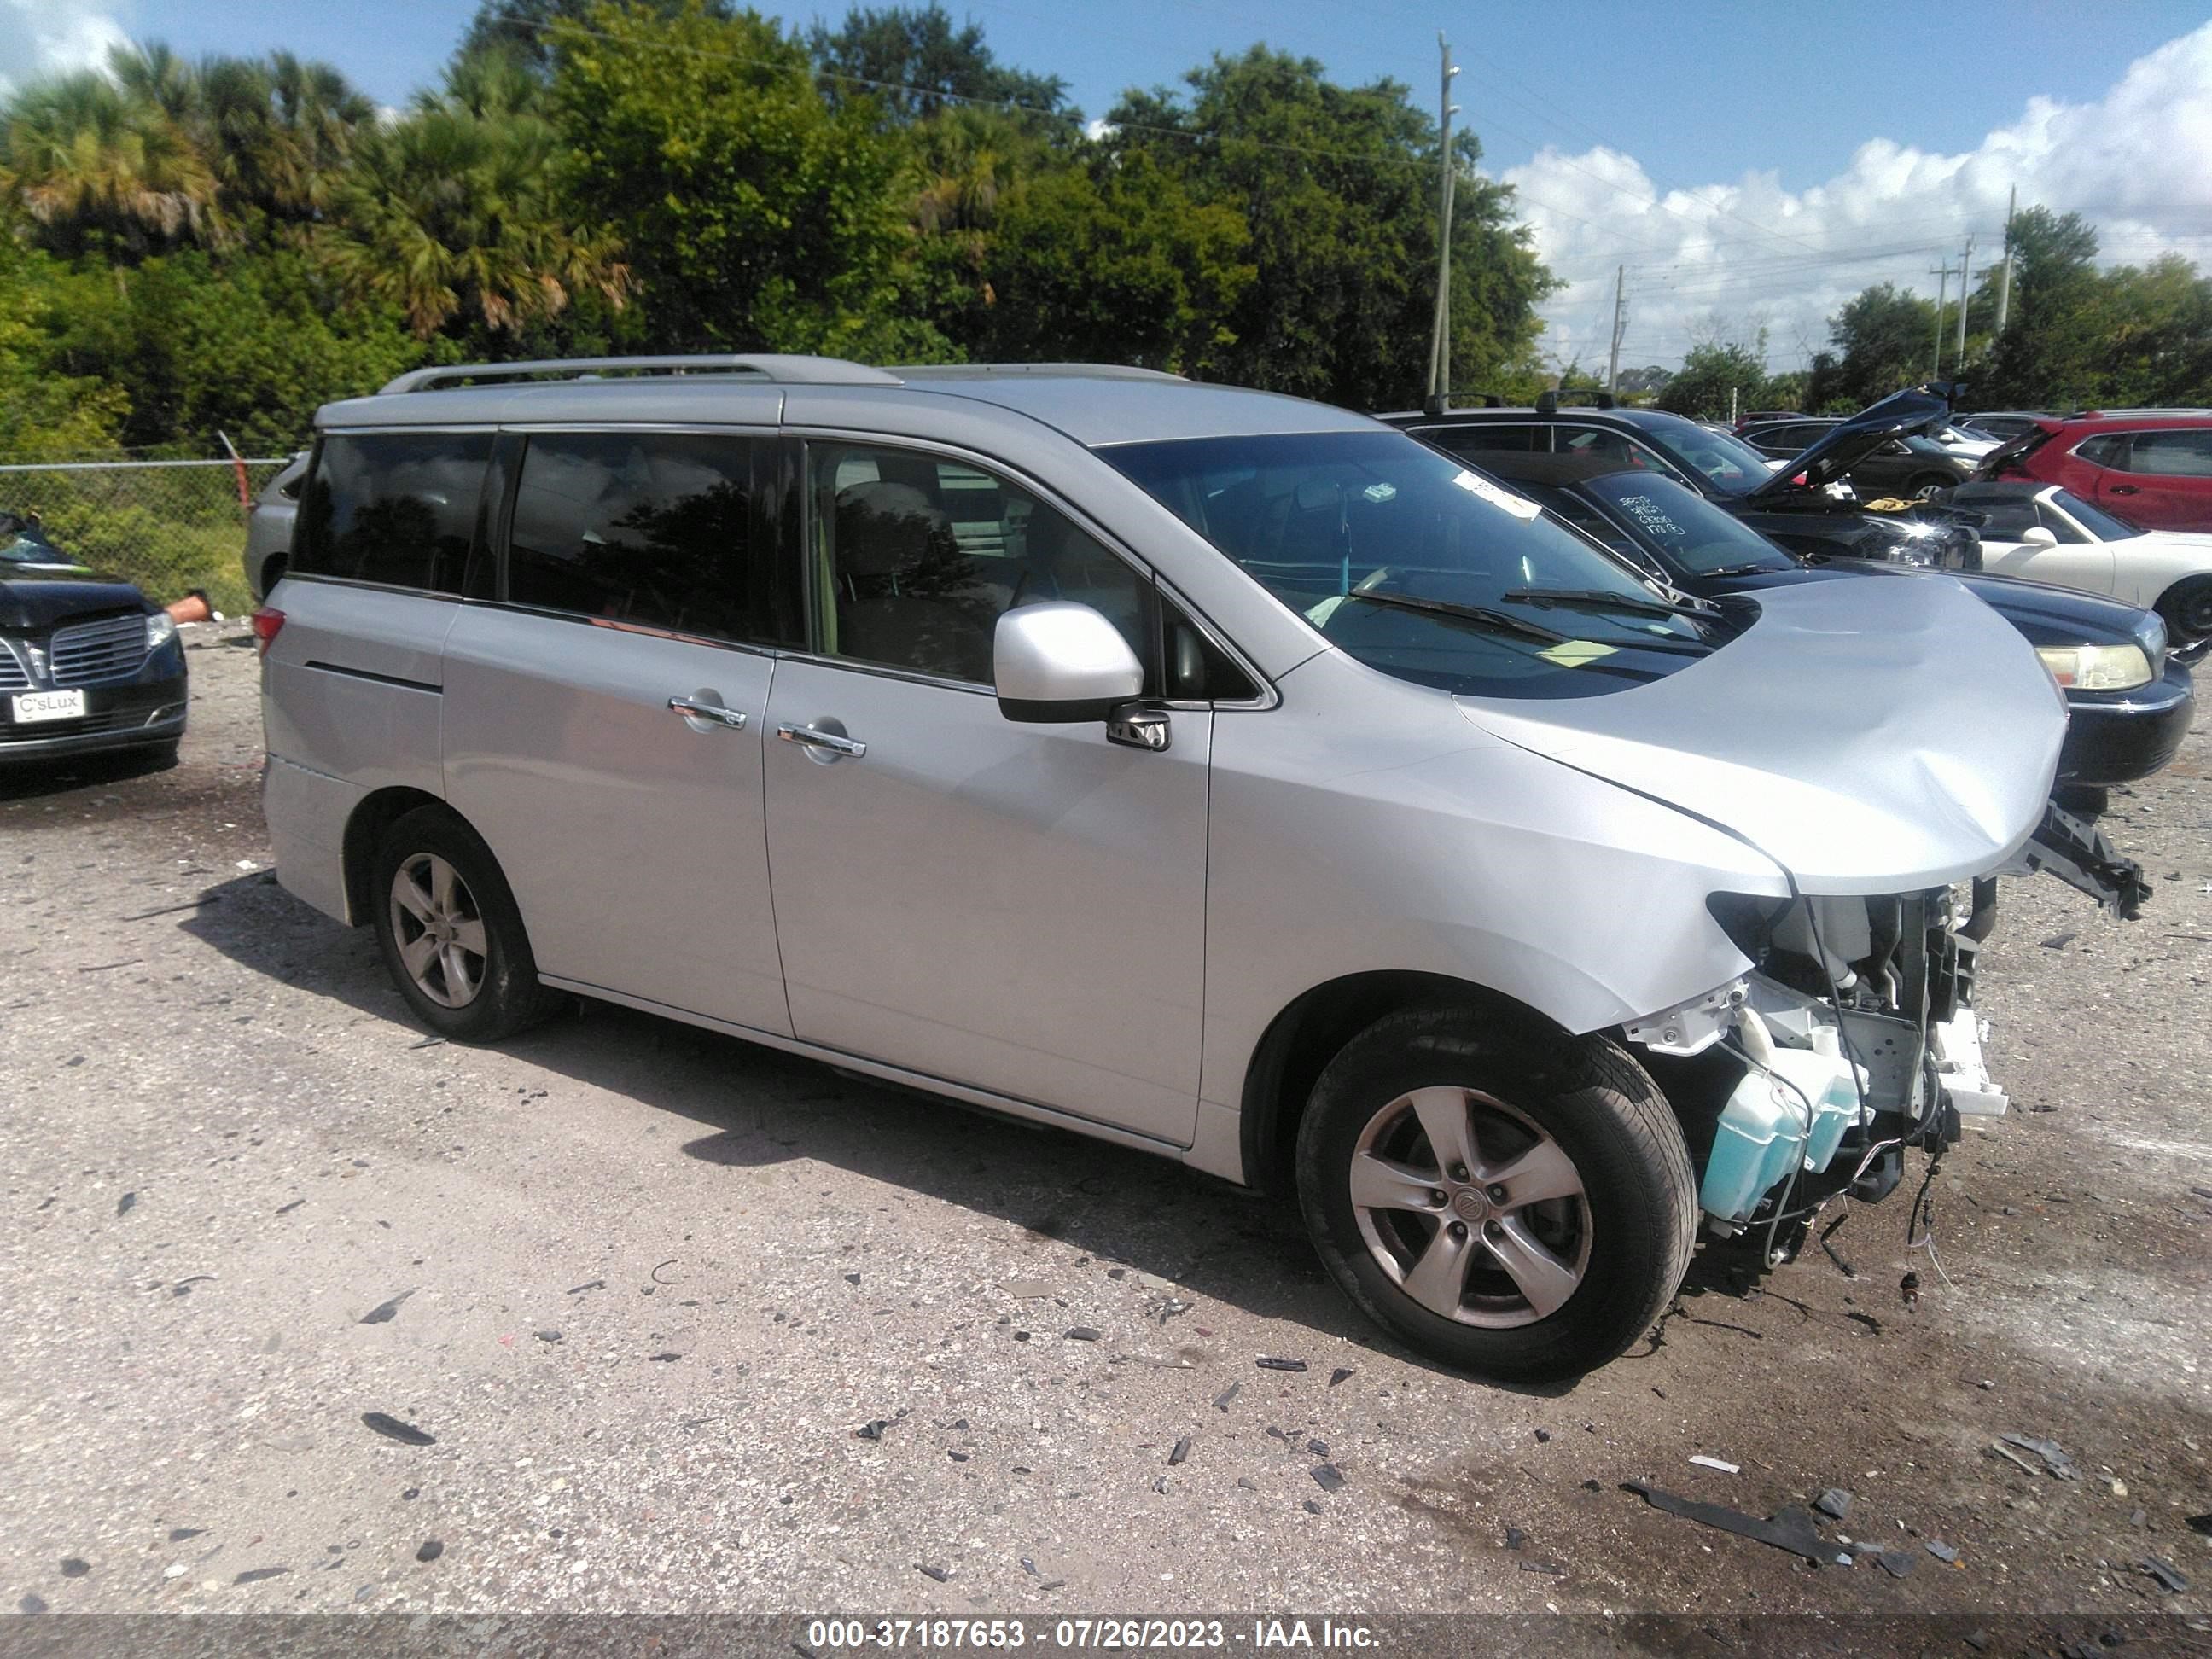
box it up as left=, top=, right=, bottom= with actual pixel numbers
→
left=1305, top=594, right=1346, bottom=627
left=1452, top=470, right=1542, bottom=521
left=1614, top=493, right=1682, bottom=540
left=1361, top=482, right=1397, bottom=503
left=1537, top=639, right=1620, bottom=669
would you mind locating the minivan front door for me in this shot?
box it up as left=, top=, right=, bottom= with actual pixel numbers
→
left=442, top=425, right=799, bottom=1036
left=760, top=439, right=1211, bottom=1144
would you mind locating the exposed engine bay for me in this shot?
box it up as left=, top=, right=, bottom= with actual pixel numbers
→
left=1627, top=885, right=2002, bottom=1249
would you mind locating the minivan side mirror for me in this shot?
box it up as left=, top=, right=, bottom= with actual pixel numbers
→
left=994, top=602, right=1144, bottom=724
left=2020, top=526, right=2058, bottom=548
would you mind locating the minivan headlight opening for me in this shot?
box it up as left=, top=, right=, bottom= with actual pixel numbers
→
left=2035, top=643, right=2152, bottom=692
left=145, top=612, right=178, bottom=652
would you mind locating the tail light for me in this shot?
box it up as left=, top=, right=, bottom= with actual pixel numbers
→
left=251, top=607, right=286, bottom=657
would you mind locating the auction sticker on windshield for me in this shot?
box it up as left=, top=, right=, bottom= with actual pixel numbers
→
left=1452, top=469, right=1542, bottom=520
left=11, top=690, right=86, bottom=723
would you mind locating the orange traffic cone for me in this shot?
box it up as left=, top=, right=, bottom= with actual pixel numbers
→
left=165, top=588, right=212, bottom=625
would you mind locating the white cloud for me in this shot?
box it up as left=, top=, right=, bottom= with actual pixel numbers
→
left=1499, top=22, right=2212, bottom=381
left=0, top=0, right=131, bottom=98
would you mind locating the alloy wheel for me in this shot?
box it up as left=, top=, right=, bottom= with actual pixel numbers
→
left=388, top=852, right=488, bottom=1009
left=1348, top=1086, right=1592, bottom=1328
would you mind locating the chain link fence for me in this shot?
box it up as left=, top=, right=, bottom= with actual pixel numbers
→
left=0, top=455, right=294, bottom=618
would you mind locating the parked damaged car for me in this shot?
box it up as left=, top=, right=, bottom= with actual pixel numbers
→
left=1383, top=387, right=1988, bottom=573
left=1, top=510, right=188, bottom=765
left=262, top=356, right=2069, bottom=1380
left=1462, top=451, right=2187, bottom=915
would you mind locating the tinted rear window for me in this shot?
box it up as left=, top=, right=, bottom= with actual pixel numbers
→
left=294, top=432, right=489, bottom=591
left=507, top=431, right=793, bottom=645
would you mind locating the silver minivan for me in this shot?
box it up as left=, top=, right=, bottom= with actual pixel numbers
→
left=258, top=355, right=2065, bottom=1379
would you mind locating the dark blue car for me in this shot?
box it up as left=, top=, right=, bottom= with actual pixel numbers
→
left=0, top=511, right=188, bottom=766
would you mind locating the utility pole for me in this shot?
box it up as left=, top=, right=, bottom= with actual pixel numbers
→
left=1994, top=185, right=2017, bottom=338
left=1929, top=260, right=1953, bottom=379
left=1606, top=265, right=1626, bottom=395
left=1423, top=33, right=1460, bottom=412
left=1953, top=232, right=1975, bottom=370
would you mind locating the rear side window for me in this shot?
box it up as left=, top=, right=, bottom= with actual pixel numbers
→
left=2121, top=429, right=2212, bottom=477
left=1419, top=423, right=1542, bottom=456
left=2074, top=434, right=2128, bottom=467
left=294, top=431, right=490, bottom=591
left=506, top=431, right=791, bottom=645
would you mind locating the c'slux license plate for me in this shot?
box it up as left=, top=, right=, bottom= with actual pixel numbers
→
left=10, top=689, right=87, bottom=724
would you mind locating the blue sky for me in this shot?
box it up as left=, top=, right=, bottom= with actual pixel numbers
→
left=14, top=1, right=2212, bottom=374
left=93, top=0, right=2197, bottom=189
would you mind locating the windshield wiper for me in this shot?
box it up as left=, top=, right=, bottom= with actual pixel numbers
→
left=1336, top=589, right=1569, bottom=644
left=1699, top=562, right=1790, bottom=578
left=1501, top=586, right=1710, bottom=620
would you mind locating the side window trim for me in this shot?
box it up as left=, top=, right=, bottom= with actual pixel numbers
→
left=784, top=428, right=1278, bottom=707
left=290, top=424, right=494, bottom=598
left=792, top=430, right=1156, bottom=690
left=486, top=422, right=795, bottom=650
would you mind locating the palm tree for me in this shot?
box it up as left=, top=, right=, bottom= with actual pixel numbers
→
left=320, top=99, right=631, bottom=339
left=0, top=64, right=220, bottom=256
left=197, top=50, right=375, bottom=223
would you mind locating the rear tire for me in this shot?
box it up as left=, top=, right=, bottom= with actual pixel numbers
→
left=1295, top=1005, right=1696, bottom=1382
left=1906, top=473, right=1955, bottom=497
left=2155, top=574, right=2212, bottom=644
left=370, top=805, right=558, bottom=1043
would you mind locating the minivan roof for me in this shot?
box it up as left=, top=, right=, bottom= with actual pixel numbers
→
left=323, top=354, right=1371, bottom=449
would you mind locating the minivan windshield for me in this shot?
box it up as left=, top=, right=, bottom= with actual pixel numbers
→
left=1103, top=429, right=1724, bottom=701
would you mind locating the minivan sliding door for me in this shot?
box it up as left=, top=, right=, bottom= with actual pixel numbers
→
left=441, top=418, right=800, bottom=1037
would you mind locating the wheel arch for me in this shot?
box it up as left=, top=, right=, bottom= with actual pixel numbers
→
left=1236, top=971, right=1569, bottom=1198
left=341, top=785, right=449, bottom=926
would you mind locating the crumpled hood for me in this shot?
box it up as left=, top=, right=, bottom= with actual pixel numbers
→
left=1453, top=577, right=2067, bottom=895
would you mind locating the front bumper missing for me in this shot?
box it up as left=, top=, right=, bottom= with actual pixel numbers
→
left=2005, top=799, right=2151, bottom=918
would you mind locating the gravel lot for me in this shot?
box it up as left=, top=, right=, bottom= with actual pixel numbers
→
left=3, top=625, right=2209, bottom=1623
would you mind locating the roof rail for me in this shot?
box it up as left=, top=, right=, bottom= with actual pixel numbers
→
left=888, top=363, right=1188, bottom=382
left=377, top=353, right=902, bottom=395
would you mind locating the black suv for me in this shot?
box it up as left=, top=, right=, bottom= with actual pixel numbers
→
left=1380, top=387, right=1983, bottom=572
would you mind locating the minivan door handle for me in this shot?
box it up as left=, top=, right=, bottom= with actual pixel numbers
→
left=668, top=696, right=747, bottom=730
left=777, top=723, right=866, bottom=759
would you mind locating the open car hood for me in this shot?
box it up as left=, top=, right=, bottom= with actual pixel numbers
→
left=1452, top=577, right=2066, bottom=895
left=1745, top=387, right=1952, bottom=500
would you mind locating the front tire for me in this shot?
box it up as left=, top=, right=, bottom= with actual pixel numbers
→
left=1295, top=1006, right=1696, bottom=1382
left=370, top=806, right=557, bottom=1043
left=2156, top=574, right=2212, bottom=644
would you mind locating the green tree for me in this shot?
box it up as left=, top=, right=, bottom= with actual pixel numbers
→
left=1656, top=335, right=1771, bottom=421
left=457, top=0, right=733, bottom=75
left=1105, top=47, right=1555, bottom=406
left=1975, top=208, right=2106, bottom=410
left=975, top=150, right=1251, bottom=372
left=0, top=241, right=128, bottom=459
left=548, top=0, right=949, bottom=359
left=807, top=3, right=1068, bottom=124
left=1806, top=282, right=1936, bottom=410
left=53, top=247, right=422, bottom=451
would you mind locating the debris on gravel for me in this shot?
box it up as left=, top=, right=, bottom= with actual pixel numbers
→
left=358, top=1413, right=435, bottom=1447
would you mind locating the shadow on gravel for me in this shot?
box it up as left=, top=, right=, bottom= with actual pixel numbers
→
left=0, top=740, right=177, bottom=803
left=181, top=870, right=1581, bottom=1392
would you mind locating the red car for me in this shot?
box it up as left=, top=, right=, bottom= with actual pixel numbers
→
left=1979, top=410, right=2212, bottom=533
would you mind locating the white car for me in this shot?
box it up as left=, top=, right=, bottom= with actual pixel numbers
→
left=1947, top=480, right=2212, bottom=641
left=1928, top=423, right=2000, bottom=462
